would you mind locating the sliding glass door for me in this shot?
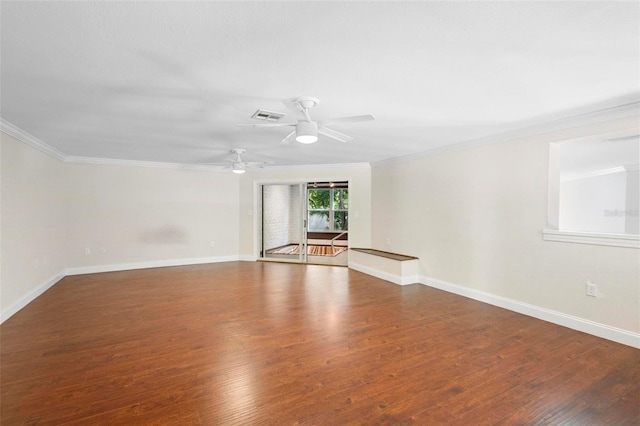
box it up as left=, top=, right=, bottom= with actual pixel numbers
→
left=258, top=181, right=349, bottom=266
left=260, top=184, right=307, bottom=263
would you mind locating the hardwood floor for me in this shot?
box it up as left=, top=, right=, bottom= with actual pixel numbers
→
left=1, top=261, right=638, bottom=425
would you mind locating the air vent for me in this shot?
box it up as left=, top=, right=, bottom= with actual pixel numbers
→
left=251, top=109, right=286, bottom=122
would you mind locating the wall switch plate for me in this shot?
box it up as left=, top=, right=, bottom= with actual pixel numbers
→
left=84, top=247, right=91, bottom=255
left=586, top=282, right=597, bottom=297
left=210, top=241, right=215, bottom=248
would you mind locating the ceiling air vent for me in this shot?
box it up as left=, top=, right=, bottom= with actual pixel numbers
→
left=251, top=109, right=286, bottom=122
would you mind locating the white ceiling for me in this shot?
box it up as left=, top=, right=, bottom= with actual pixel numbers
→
left=1, top=1, right=639, bottom=167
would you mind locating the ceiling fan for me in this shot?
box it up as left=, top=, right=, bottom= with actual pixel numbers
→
left=207, top=149, right=273, bottom=174
left=239, top=96, right=374, bottom=144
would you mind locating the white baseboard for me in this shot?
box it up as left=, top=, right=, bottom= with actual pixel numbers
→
left=348, top=261, right=419, bottom=286
left=65, top=256, right=240, bottom=276
left=238, top=255, right=257, bottom=261
left=1, top=271, right=66, bottom=323
left=420, top=276, right=640, bottom=349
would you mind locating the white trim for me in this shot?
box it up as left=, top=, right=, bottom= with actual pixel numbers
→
left=542, top=229, right=640, bottom=248
left=0, top=119, right=67, bottom=161
left=420, top=275, right=640, bottom=349
left=561, top=166, right=626, bottom=182
left=65, top=256, right=240, bottom=276
left=238, top=255, right=258, bottom=261
left=371, top=97, right=640, bottom=168
left=252, top=162, right=371, bottom=171
left=0, top=271, right=66, bottom=323
left=63, top=156, right=228, bottom=172
left=348, top=261, right=419, bottom=286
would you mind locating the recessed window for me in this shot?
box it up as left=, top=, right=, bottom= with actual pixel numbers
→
left=544, top=131, right=639, bottom=248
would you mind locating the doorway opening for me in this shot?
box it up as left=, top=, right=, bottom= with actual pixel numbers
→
left=259, top=181, right=348, bottom=266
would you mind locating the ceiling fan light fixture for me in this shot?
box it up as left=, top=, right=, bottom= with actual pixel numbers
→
left=232, top=162, right=246, bottom=174
left=296, top=121, right=318, bottom=144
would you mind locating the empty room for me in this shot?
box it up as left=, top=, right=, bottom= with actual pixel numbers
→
left=1, top=1, right=639, bottom=424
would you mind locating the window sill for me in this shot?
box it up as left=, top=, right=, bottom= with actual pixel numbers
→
left=542, top=229, right=640, bottom=249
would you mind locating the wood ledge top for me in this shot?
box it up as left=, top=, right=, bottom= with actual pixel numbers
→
left=350, top=248, right=418, bottom=261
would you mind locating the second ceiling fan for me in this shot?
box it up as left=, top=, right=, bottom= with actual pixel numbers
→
left=240, top=96, right=374, bottom=145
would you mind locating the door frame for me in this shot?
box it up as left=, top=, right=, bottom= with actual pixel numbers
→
left=252, top=178, right=350, bottom=263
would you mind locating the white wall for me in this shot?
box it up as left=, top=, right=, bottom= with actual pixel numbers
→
left=1, top=132, right=241, bottom=320
left=64, top=162, right=240, bottom=270
left=1, top=133, right=67, bottom=318
left=560, top=172, right=627, bottom=233
left=371, top=116, right=640, bottom=335
left=238, top=165, right=371, bottom=258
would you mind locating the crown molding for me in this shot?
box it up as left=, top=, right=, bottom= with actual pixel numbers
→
left=63, top=155, right=227, bottom=172
left=64, top=157, right=370, bottom=172
left=371, top=97, right=640, bottom=168
left=0, top=118, right=67, bottom=161
left=561, top=164, right=639, bottom=182
left=251, top=162, right=371, bottom=172
left=561, top=166, right=627, bottom=182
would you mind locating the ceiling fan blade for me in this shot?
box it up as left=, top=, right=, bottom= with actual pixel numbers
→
left=281, top=130, right=297, bottom=145
left=320, top=114, right=375, bottom=126
left=201, top=156, right=239, bottom=165
left=244, top=161, right=275, bottom=166
left=318, top=126, right=353, bottom=143
left=237, top=123, right=295, bottom=128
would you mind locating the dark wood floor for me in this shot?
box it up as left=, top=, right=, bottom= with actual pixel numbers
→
left=1, top=262, right=638, bottom=425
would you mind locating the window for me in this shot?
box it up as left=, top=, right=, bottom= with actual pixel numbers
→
left=308, top=183, right=348, bottom=232
left=544, top=131, right=639, bottom=248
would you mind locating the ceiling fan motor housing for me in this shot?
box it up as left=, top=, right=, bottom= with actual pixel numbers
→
left=232, top=162, right=246, bottom=174
left=296, top=121, right=318, bottom=144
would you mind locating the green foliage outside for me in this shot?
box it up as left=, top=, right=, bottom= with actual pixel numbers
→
left=308, top=189, right=331, bottom=209
left=308, top=189, right=348, bottom=231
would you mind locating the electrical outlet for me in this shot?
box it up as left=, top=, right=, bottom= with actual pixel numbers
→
left=84, top=247, right=91, bottom=255
left=386, top=237, right=391, bottom=246
left=210, top=241, right=215, bottom=248
left=100, top=248, right=106, bottom=254
left=586, top=282, right=597, bottom=297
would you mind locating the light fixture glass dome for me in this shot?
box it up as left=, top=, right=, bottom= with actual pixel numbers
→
left=296, top=121, right=318, bottom=144
left=232, top=162, right=246, bottom=174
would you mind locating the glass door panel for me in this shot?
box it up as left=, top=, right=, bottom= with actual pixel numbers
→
left=260, top=183, right=307, bottom=263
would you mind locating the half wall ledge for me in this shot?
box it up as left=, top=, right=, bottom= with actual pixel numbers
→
left=348, top=248, right=419, bottom=285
